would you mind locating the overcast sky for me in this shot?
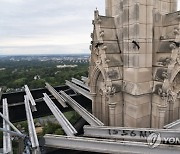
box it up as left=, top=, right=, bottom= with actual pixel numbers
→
left=0, top=0, right=180, bottom=55
left=0, top=0, right=104, bottom=55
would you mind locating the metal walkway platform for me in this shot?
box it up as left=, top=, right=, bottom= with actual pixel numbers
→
left=0, top=79, right=180, bottom=154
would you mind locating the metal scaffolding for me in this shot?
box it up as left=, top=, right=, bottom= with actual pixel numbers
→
left=164, top=119, right=180, bottom=130
left=84, top=125, right=180, bottom=142
left=3, top=98, right=12, bottom=154
left=71, top=78, right=90, bottom=90
left=44, top=134, right=180, bottom=154
left=60, top=91, right=103, bottom=126
left=1, top=82, right=180, bottom=154
left=65, top=80, right=92, bottom=100
left=24, top=95, right=40, bottom=153
left=45, top=82, right=67, bottom=108
left=43, top=93, right=77, bottom=136
left=24, top=85, right=37, bottom=112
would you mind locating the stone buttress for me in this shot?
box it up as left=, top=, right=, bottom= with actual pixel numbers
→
left=89, top=0, right=180, bottom=128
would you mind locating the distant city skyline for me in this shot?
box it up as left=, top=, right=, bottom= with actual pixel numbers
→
left=0, top=0, right=180, bottom=55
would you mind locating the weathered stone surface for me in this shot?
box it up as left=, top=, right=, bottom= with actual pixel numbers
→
left=163, top=11, right=180, bottom=26
left=158, top=41, right=173, bottom=53
left=123, top=81, right=153, bottom=95
left=124, top=68, right=152, bottom=83
left=100, top=42, right=121, bottom=54
left=100, top=28, right=117, bottom=41
left=102, top=53, right=123, bottom=67
left=153, top=67, right=168, bottom=81
left=99, top=16, right=116, bottom=28
left=105, top=67, right=122, bottom=80
left=89, top=0, right=180, bottom=129
left=124, top=93, right=151, bottom=105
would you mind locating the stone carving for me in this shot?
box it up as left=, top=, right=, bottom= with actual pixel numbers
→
left=94, top=48, right=99, bottom=56
left=102, top=46, right=107, bottom=50
left=162, top=72, right=169, bottom=79
left=158, top=87, right=178, bottom=103
left=92, top=20, right=95, bottom=25
left=91, top=33, right=94, bottom=38
left=158, top=57, right=172, bottom=66
left=112, top=84, right=121, bottom=93
left=107, top=70, right=119, bottom=79
left=177, top=57, right=180, bottom=65
left=96, top=18, right=102, bottom=24
left=177, top=92, right=180, bottom=98
left=99, top=89, right=103, bottom=95
left=168, top=90, right=177, bottom=102
left=104, top=58, right=110, bottom=64
left=99, top=30, right=104, bottom=37
left=172, top=72, right=180, bottom=92
left=105, top=86, right=116, bottom=96
left=94, top=9, right=99, bottom=19
left=155, top=68, right=168, bottom=81
left=96, top=58, right=102, bottom=65
left=88, top=1, right=180, bottom=128
left=160, top=35, right=168, bottom=40
left=123, top=81, right=134, bottom=93
left=158, top=70, right=180, bottom=103
left=170, top=42, right=177, bottom=49
left=174, top=27, right=180, bottom=35
left=158, top=88, right=168, bottom=100
left=89, top=45, right=92, bottom=51
left=95, top=42, right=103, bottom=48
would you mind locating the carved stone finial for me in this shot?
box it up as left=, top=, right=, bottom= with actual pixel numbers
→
left=177, top=57, right=180, bottom=65
left=174, top=27, right=180, bottom=35
left=170, top=42, right=176, bottom=49
left=162, top=72, right=169, bottom=79
left=167, top=90, right=177, bottom=103
left=92, top=20, right=95, bottom=25
left=105, top=59, right=110, bottom=64
left=94, top=8, right=99, bottom=19
left=91, top=33, right=93, bottom=38
left=99, top=30, right=104, bottom=37
left=97, top=19, right=102, bottom=24
left=102, top=46, right=107, bottom=50
left=160, top=36, right=166, bottom=40
left=94, top=48, right=99, bottom=56
left=96, top=56, right=102, bottom=64
left=99, top=89, right=103, bottom=95
left=158, top=88, right=168, bottom=100
left=105, top=86, right=116, bottom=96
left=165, top=57, right=172, bottom=65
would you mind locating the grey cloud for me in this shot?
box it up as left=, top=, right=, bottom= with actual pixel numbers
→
left=0, top=0, right=104, bottom=54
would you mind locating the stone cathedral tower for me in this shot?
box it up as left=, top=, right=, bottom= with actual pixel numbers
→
left=89, top=0, right=180, bottom=128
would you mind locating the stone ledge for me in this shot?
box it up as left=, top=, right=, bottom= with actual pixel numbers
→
left=122, top=81, right=153, bottom=95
